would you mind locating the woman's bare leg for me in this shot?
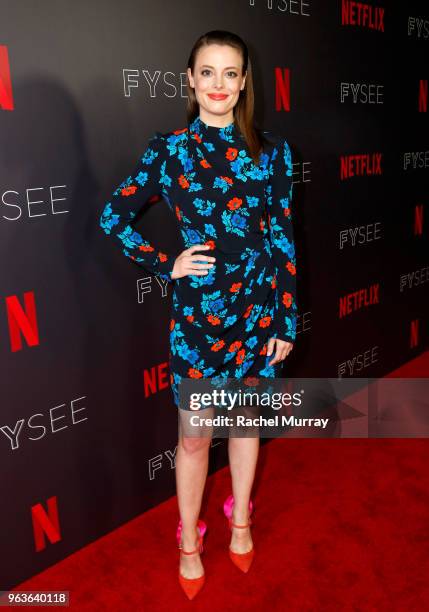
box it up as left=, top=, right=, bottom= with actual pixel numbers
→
left=176, top=426, right=212, bottom=578
left=227, top=436, right=259, bottom=553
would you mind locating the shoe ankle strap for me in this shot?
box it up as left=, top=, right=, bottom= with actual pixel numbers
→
left=229, top=516, right=252, bottom=529
left=178, top=533, right=203, bottom=555
left=179, top=547, right=199, bottom=555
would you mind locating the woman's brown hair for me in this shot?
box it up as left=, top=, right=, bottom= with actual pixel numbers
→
left=186, top=30, right=270, bottom=166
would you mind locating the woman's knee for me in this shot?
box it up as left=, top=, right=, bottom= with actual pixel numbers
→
left=179, top=434, right=211, bottom=455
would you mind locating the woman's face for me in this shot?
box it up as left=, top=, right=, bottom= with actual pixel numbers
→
left=188, top=43, right=246, bottom=124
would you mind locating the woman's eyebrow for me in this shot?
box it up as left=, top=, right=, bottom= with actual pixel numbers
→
left=200, top=64, right=239, bottom=70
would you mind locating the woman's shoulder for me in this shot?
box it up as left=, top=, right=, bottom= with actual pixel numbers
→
left=144, top=127, right=189, bottom=157
left=152, top=126, right=189, bottom=141
left=143, top=127, right=188, bottom=157
left=261, top=128, right=288, bottom=148
left=258, top=130, right=287, bottom=160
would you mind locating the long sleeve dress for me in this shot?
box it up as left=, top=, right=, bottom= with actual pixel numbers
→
left=99, top=115, right=298, bottom=407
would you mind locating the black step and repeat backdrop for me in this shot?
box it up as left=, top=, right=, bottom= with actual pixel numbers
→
left=1, top=0, right=428, bottom=590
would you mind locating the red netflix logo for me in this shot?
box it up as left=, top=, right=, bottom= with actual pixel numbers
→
left=414, top=204, right=424, bottom=236
left=340, top=153, right=382, bottom=179
left=275, top=67, right=290, bottom=112
left=339, top=283, right=380, bottom=318
left=143, top=361, right=170, bottom=399
left=418, top=79, right=427, bottom=112
left=0, top=45, right=14, bottom=111
left=5, top=291, right=40, bottom=352
left=410, top=320, right=419, bottom=348
left=341, top=0, right=385, bottom=32
left=32, top=496, right=61, bottom=551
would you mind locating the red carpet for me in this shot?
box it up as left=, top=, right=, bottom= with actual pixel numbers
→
left=13, top=352, right=429, bottom=610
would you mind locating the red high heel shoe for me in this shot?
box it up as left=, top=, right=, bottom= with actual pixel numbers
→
left=178, top=525, right=206, bottom=600
left=223, top=497, right=255, bottom=573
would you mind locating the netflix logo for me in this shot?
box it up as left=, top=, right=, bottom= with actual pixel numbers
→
left=339, top=283, right=380, bottom=318
left=341, top=0, right=385, bottom=32
left=418, top=79, right=427, bottom=112
left=5, top=291, right=40, bottom=352
left=414, top=204, right=424, bottom=236
left=0, top=45, right=14, bottom=111
left=275, top=67, right=290, bottom=112
left=340, top=153, right=383, bottom=179
left=143, top=361, right=171, bottom=399
left=32, top=496, right=61, bottom=551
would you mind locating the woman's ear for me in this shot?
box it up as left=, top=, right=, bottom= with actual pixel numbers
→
left=187, top=68, right=194, bottom=88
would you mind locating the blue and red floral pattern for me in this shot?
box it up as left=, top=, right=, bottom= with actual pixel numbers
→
left=100, top=115, right=298, bottom=406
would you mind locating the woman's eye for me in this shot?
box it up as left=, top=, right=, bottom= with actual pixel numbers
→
left=200, top=70, right=238, bottom=77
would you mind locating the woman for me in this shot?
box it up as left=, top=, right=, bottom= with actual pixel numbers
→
left=100, top=30, right=297, bottom=600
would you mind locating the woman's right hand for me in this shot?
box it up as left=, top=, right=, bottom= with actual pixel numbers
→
left=171, top=244, right=216, bottom=280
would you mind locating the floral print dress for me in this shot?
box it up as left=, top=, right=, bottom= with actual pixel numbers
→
left=100, top=115, right=297, bottom=407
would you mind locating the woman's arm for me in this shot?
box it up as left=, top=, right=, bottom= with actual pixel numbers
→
left=99, top=132, right=175, bottom=283
left=264, top=136, right=298, bottom=344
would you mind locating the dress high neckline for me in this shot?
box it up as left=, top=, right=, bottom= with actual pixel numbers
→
left=189, top=115, right=238, bottom=140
